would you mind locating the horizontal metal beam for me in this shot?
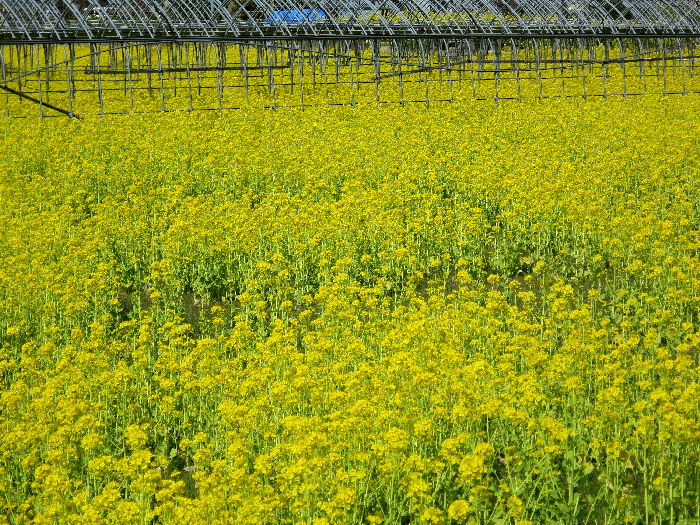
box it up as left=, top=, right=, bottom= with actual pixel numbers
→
left=3, top=33, right=700, bottom=45
left=82, top=65, right=290, bottom=75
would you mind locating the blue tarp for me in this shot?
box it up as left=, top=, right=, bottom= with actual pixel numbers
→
left=263, top=9, right=327, bottom=25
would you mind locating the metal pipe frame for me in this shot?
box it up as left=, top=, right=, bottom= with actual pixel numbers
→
left=1, top=1, right=699, bottom=116
left=1, top=0, right=700, bottom=43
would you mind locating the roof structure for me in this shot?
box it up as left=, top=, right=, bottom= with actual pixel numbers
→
left=1, top=0, right=700, bottom=43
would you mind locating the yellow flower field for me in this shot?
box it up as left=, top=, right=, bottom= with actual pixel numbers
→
left=1, top=89, right=700, bottom=524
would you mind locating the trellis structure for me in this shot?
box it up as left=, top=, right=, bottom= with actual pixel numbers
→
left=2, top=0, right=700, bottom=116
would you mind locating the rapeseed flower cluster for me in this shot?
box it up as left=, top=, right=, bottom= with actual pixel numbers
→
left=1, top=89, right=700, bottom=524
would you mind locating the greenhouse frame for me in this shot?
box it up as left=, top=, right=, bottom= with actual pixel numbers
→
left=1, top=0, right=700, bottom=116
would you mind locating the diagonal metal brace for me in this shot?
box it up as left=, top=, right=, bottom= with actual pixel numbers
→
left=0, top=84, right=80, bottom=118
